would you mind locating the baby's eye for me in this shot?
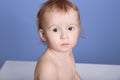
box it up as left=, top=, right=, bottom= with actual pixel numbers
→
left=52, top=28, right=58, bottom=32
left=67, top=26, right=74, bottom=31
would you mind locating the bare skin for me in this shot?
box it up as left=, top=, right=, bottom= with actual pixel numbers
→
left=34, top=48, right=81, bottom=80
left=34, top=9, right=81, bottom=80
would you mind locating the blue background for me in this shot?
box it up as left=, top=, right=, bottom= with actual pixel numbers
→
left=0, top=0, right=120, bottom=69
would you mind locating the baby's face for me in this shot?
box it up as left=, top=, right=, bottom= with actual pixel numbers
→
left=41, top=9, right=80, bottom=52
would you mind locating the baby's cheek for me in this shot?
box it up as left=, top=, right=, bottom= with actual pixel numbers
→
left=71, top=35, right=79, bottom=44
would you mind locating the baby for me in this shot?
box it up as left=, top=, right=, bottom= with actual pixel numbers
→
left=34, top=0, right=81, bottom=80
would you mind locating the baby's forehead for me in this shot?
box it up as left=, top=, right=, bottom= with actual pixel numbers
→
left=45, top=10, right=78, bottom=18
left=43, top=9, right=79, bottom=20
left=42, top=8, right=80, bottom=27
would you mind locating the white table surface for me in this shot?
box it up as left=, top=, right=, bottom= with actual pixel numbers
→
left=0, top=60, right=120, bottom=80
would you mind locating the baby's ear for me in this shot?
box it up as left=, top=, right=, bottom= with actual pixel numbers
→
left=39, top=29, right=46, bottom=42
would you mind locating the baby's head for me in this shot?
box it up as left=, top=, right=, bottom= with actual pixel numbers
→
left=37, top=0, right=81, bottom=44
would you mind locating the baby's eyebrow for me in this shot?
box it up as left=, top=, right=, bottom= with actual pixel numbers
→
left=47, top=24, right=59, bottom=29
left=67, top=24, right=79, bottom=27
left=47, top=24, right=79, bottom=29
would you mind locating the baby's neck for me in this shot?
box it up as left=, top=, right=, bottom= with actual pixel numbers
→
left=47, top=48, right=73, bottom=61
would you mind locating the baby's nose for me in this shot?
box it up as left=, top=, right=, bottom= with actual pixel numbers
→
left=60, top=30, right=68, bottom=39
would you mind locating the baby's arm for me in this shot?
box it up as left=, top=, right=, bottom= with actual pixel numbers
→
left=37, top=61, right=58, bottom=80
left=75, top=72, right=81, bottom=80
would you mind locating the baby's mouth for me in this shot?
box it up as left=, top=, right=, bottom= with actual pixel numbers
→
left=61, top=43, right=70, bottom=46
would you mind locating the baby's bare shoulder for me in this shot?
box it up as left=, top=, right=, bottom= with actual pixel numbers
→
left=38, top=58, right=56, bottom=69
left=37, top=54, right=56, bottom=68
left=36, top=57, right=58, bottom=80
